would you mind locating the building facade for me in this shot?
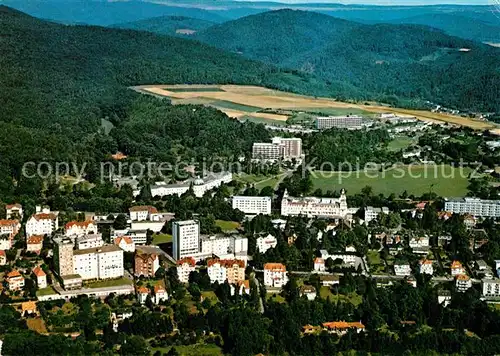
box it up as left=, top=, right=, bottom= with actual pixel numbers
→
left=73, top=245, right=124, bottom=280
left=176, top=257, right=196, bottom=284
left=65, top=221, right=97, bottom=237
left=281, top=189, right=349, bottom=218
left=232, top=196, right=272, bottom=215
left=315, top=116, right=364, bottom=130
left=150, top=172, right=232, bottom=198
left=207, top=259, right=245, bottom=285
left=252, top=137, right=302, bottom=161
left=482, top=279, right=500, bottom=297
left=256, top=234, right=277, bottom=254
left=263, top=263, right=288, bottom=288
left=54, top=237, right=75, bottom=277
left=444, top=197, right=500, bottom=218
left=134, top=252, right=160, bottom=277
left=26, top=207, right=59, bottom=237
left=172, top=220, right=200, bottom=260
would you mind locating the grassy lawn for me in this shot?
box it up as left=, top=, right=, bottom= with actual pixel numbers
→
left=212, top=100, right=261, bottom=113
left=319, top=288, right=362, bottom=306
left=215, top=220, right=240, bottom=232
left=152, top=233, right=172, bottom=245
left=151, top=344, right=223, bottom=356
left=266, top=293, right=286, bottom=303
left=27, top=318, right=48, bottom=334
left=387, top=136, right=416, bottom=151
left=84, top=277, right=133, bottom=289
left=241, top=115, right=287, bottom=126
left=201, top=291, right=218, bottom=306
left=168, top=87, right=224, bottom=93
left=367, top=250, right=385, bottom=274
left=292, top=107, right=372, bottom=117
left=37, top=286, right=57, bottom=297
left=311, top=165, right=471, bottom=197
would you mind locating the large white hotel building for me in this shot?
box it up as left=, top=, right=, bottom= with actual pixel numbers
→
left=252, top=137, right=302, bottom=161
left=444, top=197, right=500, bottom=218
left=172, top=220, right=201, bottom=260
left=151, top=172, right=232, bottom=198
left=315, top=116, right=364, bottom=130
left=232, top=196, right=272, bottom=215
left=281, top=189, right=350, bottom=218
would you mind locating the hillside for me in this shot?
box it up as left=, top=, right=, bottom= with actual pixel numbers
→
left=111, top=15, right=215, bottom=36
left=197, top=9, right=500, bottom=112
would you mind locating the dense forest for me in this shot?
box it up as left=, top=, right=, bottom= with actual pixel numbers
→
left=112, top=15, right=216, bottom=36
left=197, top=9, right=500, bottom=112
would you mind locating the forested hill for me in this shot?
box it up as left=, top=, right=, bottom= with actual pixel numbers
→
left=197, top=9, right=500, bottom=112
left=111, top=15, right=216, bottom=36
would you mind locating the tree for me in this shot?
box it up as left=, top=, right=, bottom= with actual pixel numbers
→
left=113, top=214, right=128, bottom=230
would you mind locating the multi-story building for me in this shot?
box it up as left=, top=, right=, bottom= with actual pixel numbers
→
left=137, top=286, right=149, bottom=304
left=154, top=283, right=168, bottom=304
left=76, top=234, right=104, bottom=250
left=419, top=259, right=434, bottom=275
left=26, top=207, right=59, bottom=237
left=32, top=266, right=47, bottom=289
left=172, top=220, right=200, bottom=260
left=129, top=206, right=158, bottom=221
left=176, top=257, right=196, bottom=284
left=0, top=250, right=6, bottom=266
left=394, top=261, right=411, bottom=276
left=232, top=196, right=272, bottom=215
left=252, top=137, right=302, bottom=161
left=73, top=245, right=124, bottom=280
left=263, top=262, right=288, bottom=288
left=444, top=197, right=500, bottom=218
left=0, top=219, right=20, bottom=236
left=0, top=234, right=12, bottom=250
left=65, top=221, right=97, bottom=237
left=364, top=206, right=389, bottom=224
left=54, top=237, right=75, bottom=277
left=256, top=234, right=277, bottom=254
left=281, top=189, right=350, bottom=218
left=150, top=172, right=232, bottom=198
left=482, top=279, right=500, bottom=297
left=314, top=257, right=326, bottom=272
left=207, top=259, right=245, bottom=285
left=26, top=235, right=44, bottom=254
left=315, top=115, right=364, bottom=130
left=455, top=274, right=472, bottom=292
left=5, top=203, right=23, bottom=220
left=114, top=236, right=135, bottom=253
left=6, top=270, right=24, bottom=291
left=451, top=260, right=465, bottom=276
left=134, top=251, right=160, bottom=277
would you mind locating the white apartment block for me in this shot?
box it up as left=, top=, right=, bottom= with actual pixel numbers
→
left=419, top=259, right=434, bottom=275
left=252, top=137, right=302, bottom=161
left=65, top=221, right=97, bottom=237
left=409, top=236, right=429, bottom=249
left=129, top=206, right=158, bottom=221
left=455, top=274, right=472, bottom=292
left=150, top=172, right=232, bottom=198
left=281, top=189, right=350, bottom=218
left=394, top=262, right=412, bottom=276
left=6, top=270, right=24, bottom=291
left=76, top=234, right=104, bottom=250
left=172, top=220, right=200, bottom=260
left=207, top=259, right=245, bottom=285
left=32, top=266, right=47, bottom=289
left=263, top=263, right=288, bottom=288
left=0, top=236, right=12, bottom=250
left=0, top=219, right=20, bottom=236
left=320, top=250, right=357, bottom=265
left=232, top=196, right=272, bottom=215
left=5, top=204, right=23, bottom=220
left=256, top=234, right=277, bottom=254
left=114, top=236, right=135, bottom=252
left=444, top=197, right=500, bottom=218
left=26, top=207, right=59, bottom=237
left=482, top=279, right=500, bottom=297
left=364, top=206, right=389, bottom=224
left=315, top=115, right=364, bottom=130
left=73, top=245, right=124, bottom=280
left=176, top=257, right=196, bottom=284
left=451, top=261, right=465, bottom=276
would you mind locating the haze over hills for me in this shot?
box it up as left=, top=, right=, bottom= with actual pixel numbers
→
left=111, top=15, right=216, bottom=36
left=196, top=9, right=500, bottom=112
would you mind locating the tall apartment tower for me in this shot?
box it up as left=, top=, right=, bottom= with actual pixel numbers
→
left=172, top=220, right=200, bottom=260
left=54, top=237, right=74, bottom=277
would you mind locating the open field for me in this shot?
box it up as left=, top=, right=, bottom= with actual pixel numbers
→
left=27, top=318, right=48, bottom=334
left=151, top=344, right=223, bottom=356
left=133, top=84, right=497, bottom=130
left=152, top=233, right=172, bottom=245
left=312, top=165, right=472, bottom=197
left=215, top=220, right=240, bottom=232
left=387, top=136, right=417, bottom=151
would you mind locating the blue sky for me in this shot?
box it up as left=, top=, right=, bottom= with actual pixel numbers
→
left=236, top=0, right=491, bottom=4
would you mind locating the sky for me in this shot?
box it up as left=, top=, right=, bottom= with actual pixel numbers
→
left=235, top=0, right=492, bottom=5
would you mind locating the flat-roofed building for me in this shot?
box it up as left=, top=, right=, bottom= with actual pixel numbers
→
left=316, top=116, right=364, bottom=130
left=172, top=220, right=200, bottom=260
left=73, top=245, right=124, bottom=280
left=444, top=197, right=500, bottom=218
left=252, top=137, right=302, bottom=161
left=232, top=196, right=272, bottom=215
left=281, top=189, right=349, bottom=218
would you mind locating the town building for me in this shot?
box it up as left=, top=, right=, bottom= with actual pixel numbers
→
left=153, top=283, right=168, bottom=304
left=150, top=172, right=232, bottom=198
left=0, top=219, right=20, bottom=237
left=451, top=260, right=465, bottom=276
left=61, top=275, right=83, bottom=290
left=315, top=115, right=364, bottom=130
left=314, top=257, right=326, bottom=272
left=444, top=197, right=500, bottom=218
left=320, top=250, right=357, bottom=266
left=6, top=270, right=24, bottom=291
left=0, top=234, right=12, bottom=250
left=76, top=233, right=104, bottom=250
left=114, top=236, right=135, bottom=252
left=482, top=278, right=500, bottom=298
left=256, top=234, right=277, bottom=254
left=21, top=301, right=37, bottom=316
left=321, top=321, right=365, bottom=335
left=394, top=261, right=411, bottom=276
left=230, top=280, right=250, bottom=296
left=455, top=274, right=472, bottom=292
left=0, top=250, right=6, bottom=265
left=320, top=274, right=340, bottom=287
left=73, top=245, right=124, bottom=280
left=129, top=206, right=158, bottom=221
left=5, top=203, right=23, bottom=220
left=172, top=220, right=200, bottom=260
left=232, top=196, right=272, bottom=215
left=65, top=221, right=97, bottom=237
left=134, top=251, right=160, bottom=277
left=112, top=228, right=148, bottom=245
left=137, top=286, right=150, bottom=304
left=300, top=285, right=317, bottom=301
left=437, top=290, right=452, bottom=307
left=409, top=236, right=430, bottom=255
left=207, top=259, right=245, bottom=285
left=26, top=235, right=44, bottom=254
left=54, top=237, right=75, bottom=277
left=252, top=137, right=302, bottom=161
left=176, top=257, right=196, bottom=284
left=26, top=207, right=59, bottom=237
left=281, top=189, right=351, bottom=218
left=263, top=262, right=288, bottom=288
left=364, top=206, right=389, bottom=224
left=419, top=259, right=434, bottom=275
left=32, top=266, right=47, bottom=289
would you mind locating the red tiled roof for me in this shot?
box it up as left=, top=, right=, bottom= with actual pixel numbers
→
left=264, top=262, right=286, bottom=272
left=322, top=321, right=365, bottom=330
left=207, top=258, right=245, bottom=268
left=314, top=257, right=325, bottom=264
left=420, top=259, right=433, bottom=265
left=0, top=219, right=19, bottom=227
left=27, top=235, right=44, bottom=244
left=451, top=260, right=463, bottom=269
left=114, top=236, right=133, bottom=245
left=7, top=270, right=22, bottom=278
left=0, top=250, right=5, bottom=257
left=111, top=152, right=128, bottom=160
left=177, top=257, right=196, bottom=267
left=154, top=283, right=166, bottom=293
left=32, top=266, right=46, bottom=277
left=137, top=286, right=149, bottom=294
left=129, top=206, right=158, bottom=213
left=32, top=213, right=56, bottom=221
left=238, top=280, right=250, bottom=289
left=65, top=220, right=94, bottom=229
left=456, top=274, right=470, bottom=281
left=6, top=204, right=22, bottom=209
